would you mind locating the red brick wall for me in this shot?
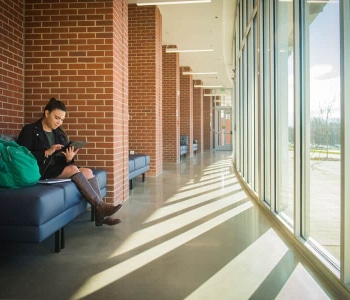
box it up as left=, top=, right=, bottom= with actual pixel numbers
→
left=112, top=0, right=129, bottom=202
left=203, top=90, right=212, bottom=150
left=23, top=0, right=129, bottom=204
left=0, top=0, right=25, bottom=135
left=128, top=4, right=163, bottom=176
left=162, top=45, right=180, bottom=162
left=180, top=66, right=193, bottom=156
left=193, top=79, right=203, bottom=153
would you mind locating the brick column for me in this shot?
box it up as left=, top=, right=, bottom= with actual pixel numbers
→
left=180, top=66, right=193, bottom=156
left=193, top=80, right=203, bottom=153
left=0, top=0, right=24, bottom=135
left=203, top=90, right=212, bottom=151
left=162, top=45, right=180, bottom=162
left=128, top=4, right=163, bottom=176
left=24, top=0, right=129, bottom=204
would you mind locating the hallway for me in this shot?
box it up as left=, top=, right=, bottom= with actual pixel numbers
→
left=0, top=151, right=341, bottom=299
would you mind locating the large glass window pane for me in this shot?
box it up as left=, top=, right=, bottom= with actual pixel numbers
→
left=275, top=0, right=294, bottom=225
left=253, top=18, right=258, bottom=193
left=235, top=64, right=241, bottom=171
left=243, top=48, right=248, bottom=178
left=247, top=34, right=253, bottom=185
left=305, top=0, right=340, bottom=263
left=238, top=60, right=244, bottom=173
left=262, top=0, right=271, bottom=206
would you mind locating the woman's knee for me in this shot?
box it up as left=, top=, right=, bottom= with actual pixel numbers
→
left=68, top=165, right=80, bottom=173
left=60, top=165, right=80, bottom=178
left=80, top=167, right=94, bottom=179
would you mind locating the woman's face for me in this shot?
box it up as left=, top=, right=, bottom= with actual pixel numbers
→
left=44, top=109, right=66, bottom=130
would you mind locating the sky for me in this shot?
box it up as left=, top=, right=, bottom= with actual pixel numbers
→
left=309, top=2, right=340, bottom=119
left=287, top=1, right=340, bottom=125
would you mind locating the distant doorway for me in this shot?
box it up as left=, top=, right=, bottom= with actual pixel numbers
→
left=214, top=107, right=232, bottom=151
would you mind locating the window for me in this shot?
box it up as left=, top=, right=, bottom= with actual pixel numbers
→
left=303, top=0, right=341, bottom=264
left=274, top=0, right=294, bottom=226
left=261, top=0, right=272, bottom=205
left=234, top=0, right=350, bottom=287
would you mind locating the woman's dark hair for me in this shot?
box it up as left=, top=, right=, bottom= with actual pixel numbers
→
left=44, top=97, right=67, bottom=114
left=44, top=98, right=69, bottom=139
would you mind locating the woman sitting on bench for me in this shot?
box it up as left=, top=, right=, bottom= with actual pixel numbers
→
left=17, top=97, right=122, bottom=227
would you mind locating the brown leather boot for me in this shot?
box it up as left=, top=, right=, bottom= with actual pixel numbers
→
left=72, top=172, right=121, bottom=221
left=101, top=217, right=122, bottom=226
left=87, top=176, right=123, bottom=226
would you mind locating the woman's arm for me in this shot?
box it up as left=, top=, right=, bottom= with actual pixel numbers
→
left=17, top=124, right=46, bottom=163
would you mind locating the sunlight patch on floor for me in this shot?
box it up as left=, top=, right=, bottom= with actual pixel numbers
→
left=184, top=229, right=289, bottom=300
left=71, top=201, right=254, bottom=300
left=145, top=181, right=242, bottom=222
left=275, top=263, right=330, bottom=300
left=110, top=190, right=247, bottom=257
left=165, top=175, right=236, bottom=203
left=201, top=168, right=231, bottom=177
left=178, top=174, right=235, bottom=193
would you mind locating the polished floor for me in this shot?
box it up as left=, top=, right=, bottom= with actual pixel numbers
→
left=0, top=151, right=345, bottom=299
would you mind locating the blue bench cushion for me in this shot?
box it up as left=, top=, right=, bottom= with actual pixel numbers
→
left=180, top=145, right=188, bottom=155
left=129, top=159, right=135, bottom=172
left=128, top=154, right=150, bottom=181
left=0, top=169, right=106, bottom=244
left=0, top=185, right=66, bottom=226
left=180, top=135, right=188, bottom=146
left=180, top=136, right=197, bottom=156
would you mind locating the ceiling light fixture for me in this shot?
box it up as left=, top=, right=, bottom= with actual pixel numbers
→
left=183, top=71, right=218, bottom=75
left=279, top=0, right=335, bottom=2
left=137, top=0, right=211, bottom=6
left=194, top=85, right=222, bottom=88
left=165, top=48, right=213, bottom=53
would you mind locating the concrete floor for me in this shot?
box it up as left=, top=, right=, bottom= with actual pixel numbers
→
left=0, top=151, right=346, bottom=299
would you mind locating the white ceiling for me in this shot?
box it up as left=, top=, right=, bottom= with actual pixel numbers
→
left=128, top=0, right=237, bottom=94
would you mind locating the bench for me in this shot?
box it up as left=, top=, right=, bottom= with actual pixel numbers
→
left=129, top=154, right=150, bottom=190
left=193, top=139, right=198, bottom=154
left=0, top=169, right=106, bottom=252
left=180, top=135, right=198, bottom=158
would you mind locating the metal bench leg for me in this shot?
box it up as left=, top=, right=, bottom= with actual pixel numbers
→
left=54, top=227, right=65, bottom=252
left=55, top=230, right=61, bottom=253
left=61, top=227, right=65, bottom=250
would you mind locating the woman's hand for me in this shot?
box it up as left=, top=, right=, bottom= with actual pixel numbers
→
left=45, top=144, right=64, bottom=158
left=61, top=146, right=80, bottom=162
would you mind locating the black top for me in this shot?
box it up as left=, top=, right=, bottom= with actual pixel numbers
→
left=17, top=119, right=72, bottom=178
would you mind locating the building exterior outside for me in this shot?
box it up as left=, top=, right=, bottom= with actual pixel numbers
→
left=0, top=0, right=350, bottom=295
left=234, top=0, right=350, bottom=294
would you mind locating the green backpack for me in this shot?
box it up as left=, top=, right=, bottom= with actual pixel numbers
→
left=0, top=138, right=41, bottom=189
